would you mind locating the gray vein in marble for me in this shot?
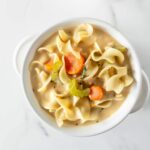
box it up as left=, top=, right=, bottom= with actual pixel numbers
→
left=108, top=134, right=138, bottom=150
left=24, top=106, right=50, bottom=137
left=109, top=4, right=117, bottom=28
left=24, top=0, right=31, bottom=18
left=36, top=121, right=49, bottom=137
left=1, top=109, right=30, bottom=149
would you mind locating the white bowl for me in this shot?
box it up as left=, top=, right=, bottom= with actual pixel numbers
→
left=13, top=18, right=150, bottom=137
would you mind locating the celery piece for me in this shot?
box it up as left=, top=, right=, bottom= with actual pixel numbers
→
left=51, top=60, right=62, bottom=81
left=51, top=72, right=58, bottom=81
left=114, top=44, right=127, bottom=53
left=53, top=60, right=62, bottom=71
left=69, top=79, right=89, bottom=98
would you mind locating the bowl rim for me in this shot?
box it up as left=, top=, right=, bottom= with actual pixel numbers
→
left=21, top=17, right=142, bottom=137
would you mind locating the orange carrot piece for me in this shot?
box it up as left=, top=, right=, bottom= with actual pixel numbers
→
left=89, top=85, right=104, bottom=101
left=64, top=53, right=85, bottom=75
left=44, top=59, right=54, bottom=72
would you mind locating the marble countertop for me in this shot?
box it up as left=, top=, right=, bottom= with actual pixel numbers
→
left=0, top=0, right=150, bottom=149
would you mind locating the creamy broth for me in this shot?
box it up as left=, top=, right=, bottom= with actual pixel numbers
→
left=30, top=24, right=134, bottom=127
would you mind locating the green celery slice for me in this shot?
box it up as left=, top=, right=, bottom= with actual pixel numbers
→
left=51, top=60, right=62, bottom=81
left=69, top=79, right=89, bottom=98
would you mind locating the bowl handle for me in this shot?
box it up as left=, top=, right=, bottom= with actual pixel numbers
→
left=130, top=70, right=150, bottom=113
left=13, top=35, right=37, bottom=77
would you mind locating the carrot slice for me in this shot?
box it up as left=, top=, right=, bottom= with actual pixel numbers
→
left=44, top=58, right=54, bottom=72
left=64, top=53, right=85, bottom=75
left=89, top=85, right=104, bottom=101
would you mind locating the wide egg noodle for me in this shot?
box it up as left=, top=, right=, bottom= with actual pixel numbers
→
left=58, top=29, right=69, bottom=42
left=54, top=81, right=69, bottom=98
left=123, top=75, right=134, bottom=87
left=38, top=70, right=48, bottom=84
left=103, top=47, right=124, bottom=63
left=88, top=108, right=102, bottom=121
left=76, top=42, right=101, bottom=81
left=37, top=76, right=51, bottom=92
left=91, top=42, right=103, bottom=61
left=59, top=56, right=71, bottom=84
left=82, top=54, right=99, bottom=81
left=29, top=61, right=44, bottom=71
left=115, top=94, right=125, bottom=101
left=56, top=36, right=80, bottom=59
left=32, top=68, right=48, bottom=88
left=91, top=47, right=124, bottom=64
left=38, top=44, right=56, bottom=53
left=73, top=23, right=93, bottom=44
left=93, top=42, right=102, bottom=53
left=75, top=98, right=91, bottom=123
left=53, top=96, right=91, bottom=125
left=98, top=63, right=133, bottom=93
left=81, top=35, right=97, bottom=47
left=64, top=40, right=80, bottom=58
left=35, top=50, right=50, bottom=64
left=105, top=73, right=133, bottom=94
left=92, top=99, right=113, bottom=109
left=98, top=64, right=127, bottom=82
left=55, top=107, right=66, bottom=127
left=84, top=61, right=99, bottom=81
left=72, top=96, right=80, bottom=106
left=56, top=35, right=65, bottom=53
left=40, top=88, right=60, bottom=112
left=48, top=53, right=59, bottom=63
left=56, top=98, right=78, bottom=121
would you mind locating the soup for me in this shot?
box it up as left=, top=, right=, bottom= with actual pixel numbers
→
left=29, top=24, right=134, bottom=127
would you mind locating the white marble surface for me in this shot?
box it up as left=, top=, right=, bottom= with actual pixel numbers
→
left=0, top=0, right=150, bottom=149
